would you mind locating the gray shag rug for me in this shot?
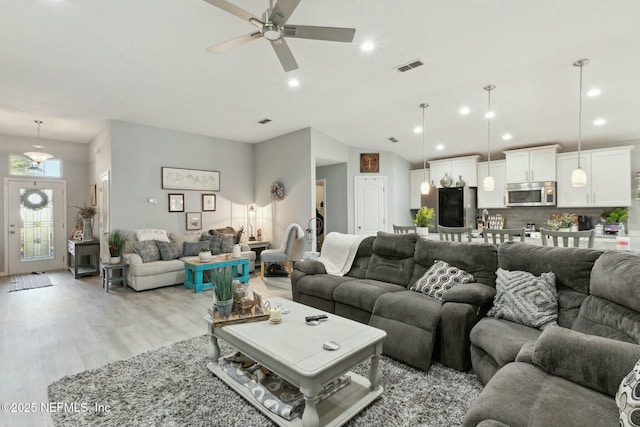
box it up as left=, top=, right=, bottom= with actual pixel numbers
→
left=48, top=335, right=483, bottom=426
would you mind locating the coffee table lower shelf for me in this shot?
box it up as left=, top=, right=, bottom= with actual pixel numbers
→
left=207, top=362, right=382, bottom=427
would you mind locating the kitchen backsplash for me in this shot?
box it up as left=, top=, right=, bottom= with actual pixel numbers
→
left=478, top=207, right=616, bottom=230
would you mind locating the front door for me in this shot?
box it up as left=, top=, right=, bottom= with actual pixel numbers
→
left=354, top=176, right=386, bottom=235
left=6, top=179, right=66, bottom=274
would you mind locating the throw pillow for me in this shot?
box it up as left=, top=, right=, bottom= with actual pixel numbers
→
left=487, top=268, right=558, bottom=330
left=135, top=228, right=170, bottom=243
left=155, top=240, right=182, bottom=260
left=200, top=235, right=223, bottom=254
left=133, top=240, right=161, bottom=263
left=183, top=241, right=211, bottom=257
left=220, top=234, right=234, bottom=254
left=410, top=259, right=474, bottom=300
left=617, top=357, right=640, bottom=427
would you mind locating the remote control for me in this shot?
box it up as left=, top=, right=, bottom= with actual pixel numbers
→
left=306, top=320, right=320, bottom=326
left=305, top=314, right=328, bottom=322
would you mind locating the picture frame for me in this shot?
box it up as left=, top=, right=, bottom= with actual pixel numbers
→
left=186, top=212, right=202, bottom=230
left=71, top=229, right=84, bottom=241
left=89, top=184, right=97, bottom=206
left=202, top=194, right=216, bottom=211
left=168, top=193, right=185, bottom=212
left=162, top=167, right=220, bottom=191
left=360, top=153, right=380, bottom=173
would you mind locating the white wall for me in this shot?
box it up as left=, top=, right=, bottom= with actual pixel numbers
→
left=316, top=163, right=348, bottom=234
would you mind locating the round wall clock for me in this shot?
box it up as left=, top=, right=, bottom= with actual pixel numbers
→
left=271, top=182, right=285, bottom=201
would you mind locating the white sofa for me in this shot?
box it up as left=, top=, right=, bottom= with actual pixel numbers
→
left=122, top=230, right=255, bottom=291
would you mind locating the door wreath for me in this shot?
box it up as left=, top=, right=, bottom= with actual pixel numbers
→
left=271, top=182, right=285, bottom=201
left=21, top=189, right=49, bottom=210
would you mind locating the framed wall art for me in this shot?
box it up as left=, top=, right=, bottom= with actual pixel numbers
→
left=202, top=194, right=216, bottom=211
left=168, top=193, right=184, bottom=212
left=186, top=212, right=202, bottom=230
left=162, top=167, right=220, bottom=191
left=360, top=153, right=380, bottom=173
left=89, top=184, right=97, bottom=206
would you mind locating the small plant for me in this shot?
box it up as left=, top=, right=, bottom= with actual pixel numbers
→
left=211, top=267, right=235, bottom=301
left=602, top=207, right=628, bottom=224
left=547, top=213, right=577, bottom=230
left=413, top=206, right=435, bottom=228
left=234, top=226, right=244, bottom=244
left=107, top=229, right=127, bottom=257
left=200, top=247, right=211, bottom=253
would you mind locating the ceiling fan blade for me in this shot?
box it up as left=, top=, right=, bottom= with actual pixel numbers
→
left=206, top=32, right=262, bottom=53
left=283, top=25, right=356, bottom=42
left=269, top=0, right=301, bottom=26
left=202, top=0, right=262, bottom=27
left=270, top=39, right=298, bottom=72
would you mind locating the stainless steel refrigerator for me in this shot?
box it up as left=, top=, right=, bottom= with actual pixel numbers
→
left=437, top=187, right=477, bottom=228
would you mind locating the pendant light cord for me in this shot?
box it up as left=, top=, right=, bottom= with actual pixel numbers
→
left=577, top=63, right=583, bottom=168
left=420, top=103, right=428, bottom=181
left=484, top=85, right=495, bottom=176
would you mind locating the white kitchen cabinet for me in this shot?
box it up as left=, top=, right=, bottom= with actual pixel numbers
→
left=429, top=155, right=480, bottom=188
left=409, top=169, right=430, bottom=209
left=505, top=145, right=559, bottom=183
left=477, top=160, right=507, bottom=208
left=556, top=146, right=633, bottom=207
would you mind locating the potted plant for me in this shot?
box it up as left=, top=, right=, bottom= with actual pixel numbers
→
left=602, top=207, right=629, bottom=235
left=199, top=246, right=212, bottom=262
left=547, top=213, right=577, bottom=231
left=73, top=204, right=97, bottom=241
left=107, top=229, right=127, bottom=264
left=211, top=267, right=235, bottom=319
left=232, top=226, right=244, bottom=258
left=413, top=206, right=435, bottom=236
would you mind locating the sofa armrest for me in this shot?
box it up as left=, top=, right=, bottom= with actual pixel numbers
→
left=443, top=282, right=496, bottom=308
left=124, top=252, right=142, bottom=265
left=533, top=326, right=640, bottom=397
left=515, top=341, right=535, bottom=364
left=293, top=259, right=327, bottom=275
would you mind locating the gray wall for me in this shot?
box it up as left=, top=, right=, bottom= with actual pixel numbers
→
left=0, top=133, right=89, bottom=274
left=316, top=163, right=348, bottom=234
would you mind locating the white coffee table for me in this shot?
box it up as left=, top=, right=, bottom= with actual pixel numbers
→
left=206, top=297, right=386, bottom=427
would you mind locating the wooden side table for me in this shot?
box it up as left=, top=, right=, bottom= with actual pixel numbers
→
left=246, top=240, right=269, bottom=269
left=101, top=263, right=129, bottom=292
left=67, top=240, right=100, bottom=278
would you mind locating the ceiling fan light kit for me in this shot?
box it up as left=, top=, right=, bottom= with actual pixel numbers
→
left=203, top=0, right=356, bottom=72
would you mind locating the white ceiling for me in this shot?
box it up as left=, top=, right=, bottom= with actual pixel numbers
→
left=2, top=0, right=640, bottom=165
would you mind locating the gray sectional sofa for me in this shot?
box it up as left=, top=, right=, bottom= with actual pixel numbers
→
left=292, top=232, right=499, bottom=371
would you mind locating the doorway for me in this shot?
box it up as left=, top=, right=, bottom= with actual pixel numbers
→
left=315, top=179, right=326, bottom=251
left=5, top=178, right=67, bottom=274
left=354, top=176, right=386, bottom=235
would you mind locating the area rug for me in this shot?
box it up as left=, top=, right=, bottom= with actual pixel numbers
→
left=48, top=335, right=483, bottom=427
left=9, top=273, right=53, bottom=292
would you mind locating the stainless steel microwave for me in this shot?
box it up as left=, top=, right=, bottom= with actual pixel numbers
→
left=505, top=182, right=556, bottom=207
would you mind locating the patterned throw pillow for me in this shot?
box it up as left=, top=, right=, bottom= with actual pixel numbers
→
left=220, top=235, right=234, bottom=254
left=410, top=260, right=474, bottom=300
left=183, top=241, right=211, bottom=256
left=200, top=235, right=223, bottom=254
left=487, top=268, right=558, bottom=330
left=133, top=240, right=161, bottom=263
left=617, top=357, right=640, bottom=426
left=155, top=241, right=182, bottom=260
left=135, top=228, right=170, bottom=243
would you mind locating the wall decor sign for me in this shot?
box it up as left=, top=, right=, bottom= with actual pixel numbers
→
left=162, top=167, right=220, bottom=191
left=202, top=194, right=216, bottom=211
left=186, top=212, right=202, bottom=230
left=360, top=153, right=380, bottom=173
left=168, top=193, right=184, bottom=212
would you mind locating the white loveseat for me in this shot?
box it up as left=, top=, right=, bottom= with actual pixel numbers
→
left=122, top=229, right=255, bottom=291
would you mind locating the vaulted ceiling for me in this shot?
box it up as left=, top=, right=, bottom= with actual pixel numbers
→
left=1, top=0, right=639, bottom=164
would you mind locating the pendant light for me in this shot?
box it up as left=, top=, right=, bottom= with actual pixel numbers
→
left=571, top=59, right=589, bottom=187
left=24, top=120, right=54, bottom=164
left=419, top=103, right=430, bottom=195
left=483, top=85, right=496, bottom=192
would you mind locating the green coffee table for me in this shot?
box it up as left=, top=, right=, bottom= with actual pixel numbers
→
left=184, top=257, right=249, bottom=293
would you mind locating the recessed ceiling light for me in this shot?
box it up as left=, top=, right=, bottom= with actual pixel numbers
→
left=288, top=78, right=300, bottom=88
left=587, top=88, right=602, bottom=97
left=484, top=111, right=495, bottom=119
left=502, top=133, right=513, bottom=140
left=593, top=118, right=606, bottom=126
left=436, top=144, right=444, bottom=151
left=360, top=40, right=375, bottom=52
left=459, top=106, right=470, bottom=115
left=413, top=126, right=422, bottom=134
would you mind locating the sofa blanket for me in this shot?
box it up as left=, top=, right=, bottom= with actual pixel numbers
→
left=316, top=232, right=368, bottom=276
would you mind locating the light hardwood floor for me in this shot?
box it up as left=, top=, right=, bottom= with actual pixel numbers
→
left=0, top=270, right=292, bottom=427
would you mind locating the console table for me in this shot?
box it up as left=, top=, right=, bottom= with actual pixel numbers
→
left=67, top=239, right=100, bottom=278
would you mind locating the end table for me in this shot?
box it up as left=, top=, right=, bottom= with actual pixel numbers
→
left=101, top=262, right=129, bottom=292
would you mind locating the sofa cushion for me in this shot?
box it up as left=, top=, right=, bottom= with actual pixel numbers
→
left=372, top=290, right=442, bottom=331
left=470, top=317, right=541, bottom=368
left=590, top=251, right=640, bottom=313
left=129, top=259, right=184, bottom=277
left=220, top=235, right=234, bottom=253
left=296, top=274, right=356, bottom=301
left=200, top=235, right=223, bottom=254
left=135, top=228, right=170, bottom=243
left=411, top=239, right=498, bottom=287
left=345, top=236, right=375, bottom=279
left=183, top=241, right=211, bottom=256
left=333, top=279, right=405, bottom=313
left=571, top=295, right=640, bottom=344
left=133, top=240, right=161, bottom=263
left=364, top=232, right=417, bottom=286
left=410, top=259, right=474, bottom=300
left=155, top=240, right=182, bottom=260
left=487, top=269, right=558, bottom=330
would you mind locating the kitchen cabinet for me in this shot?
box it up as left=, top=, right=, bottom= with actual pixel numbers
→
left=429, top=155, right=481, bottom=188
left=556, top=146, right=633, bottom=207
left=409, top=169, right=430, bottom=209
left=504, top=145, right=559, bottom=183
left=477, top=160, right=507, bottom=208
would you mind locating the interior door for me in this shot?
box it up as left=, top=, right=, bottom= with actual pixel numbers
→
left=355, top=176, right=386, bottom=235
left=6, top=179, right=66, bottom=274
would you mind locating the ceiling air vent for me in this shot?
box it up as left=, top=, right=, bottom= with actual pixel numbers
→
left=258, top=118, right=272, bottom=124
left=395, top=60, right=424, bottom=73
left=388, top=137, right=399, bottom=143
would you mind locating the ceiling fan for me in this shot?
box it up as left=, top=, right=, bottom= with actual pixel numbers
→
left=202, top=0, right=356, bottom=72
